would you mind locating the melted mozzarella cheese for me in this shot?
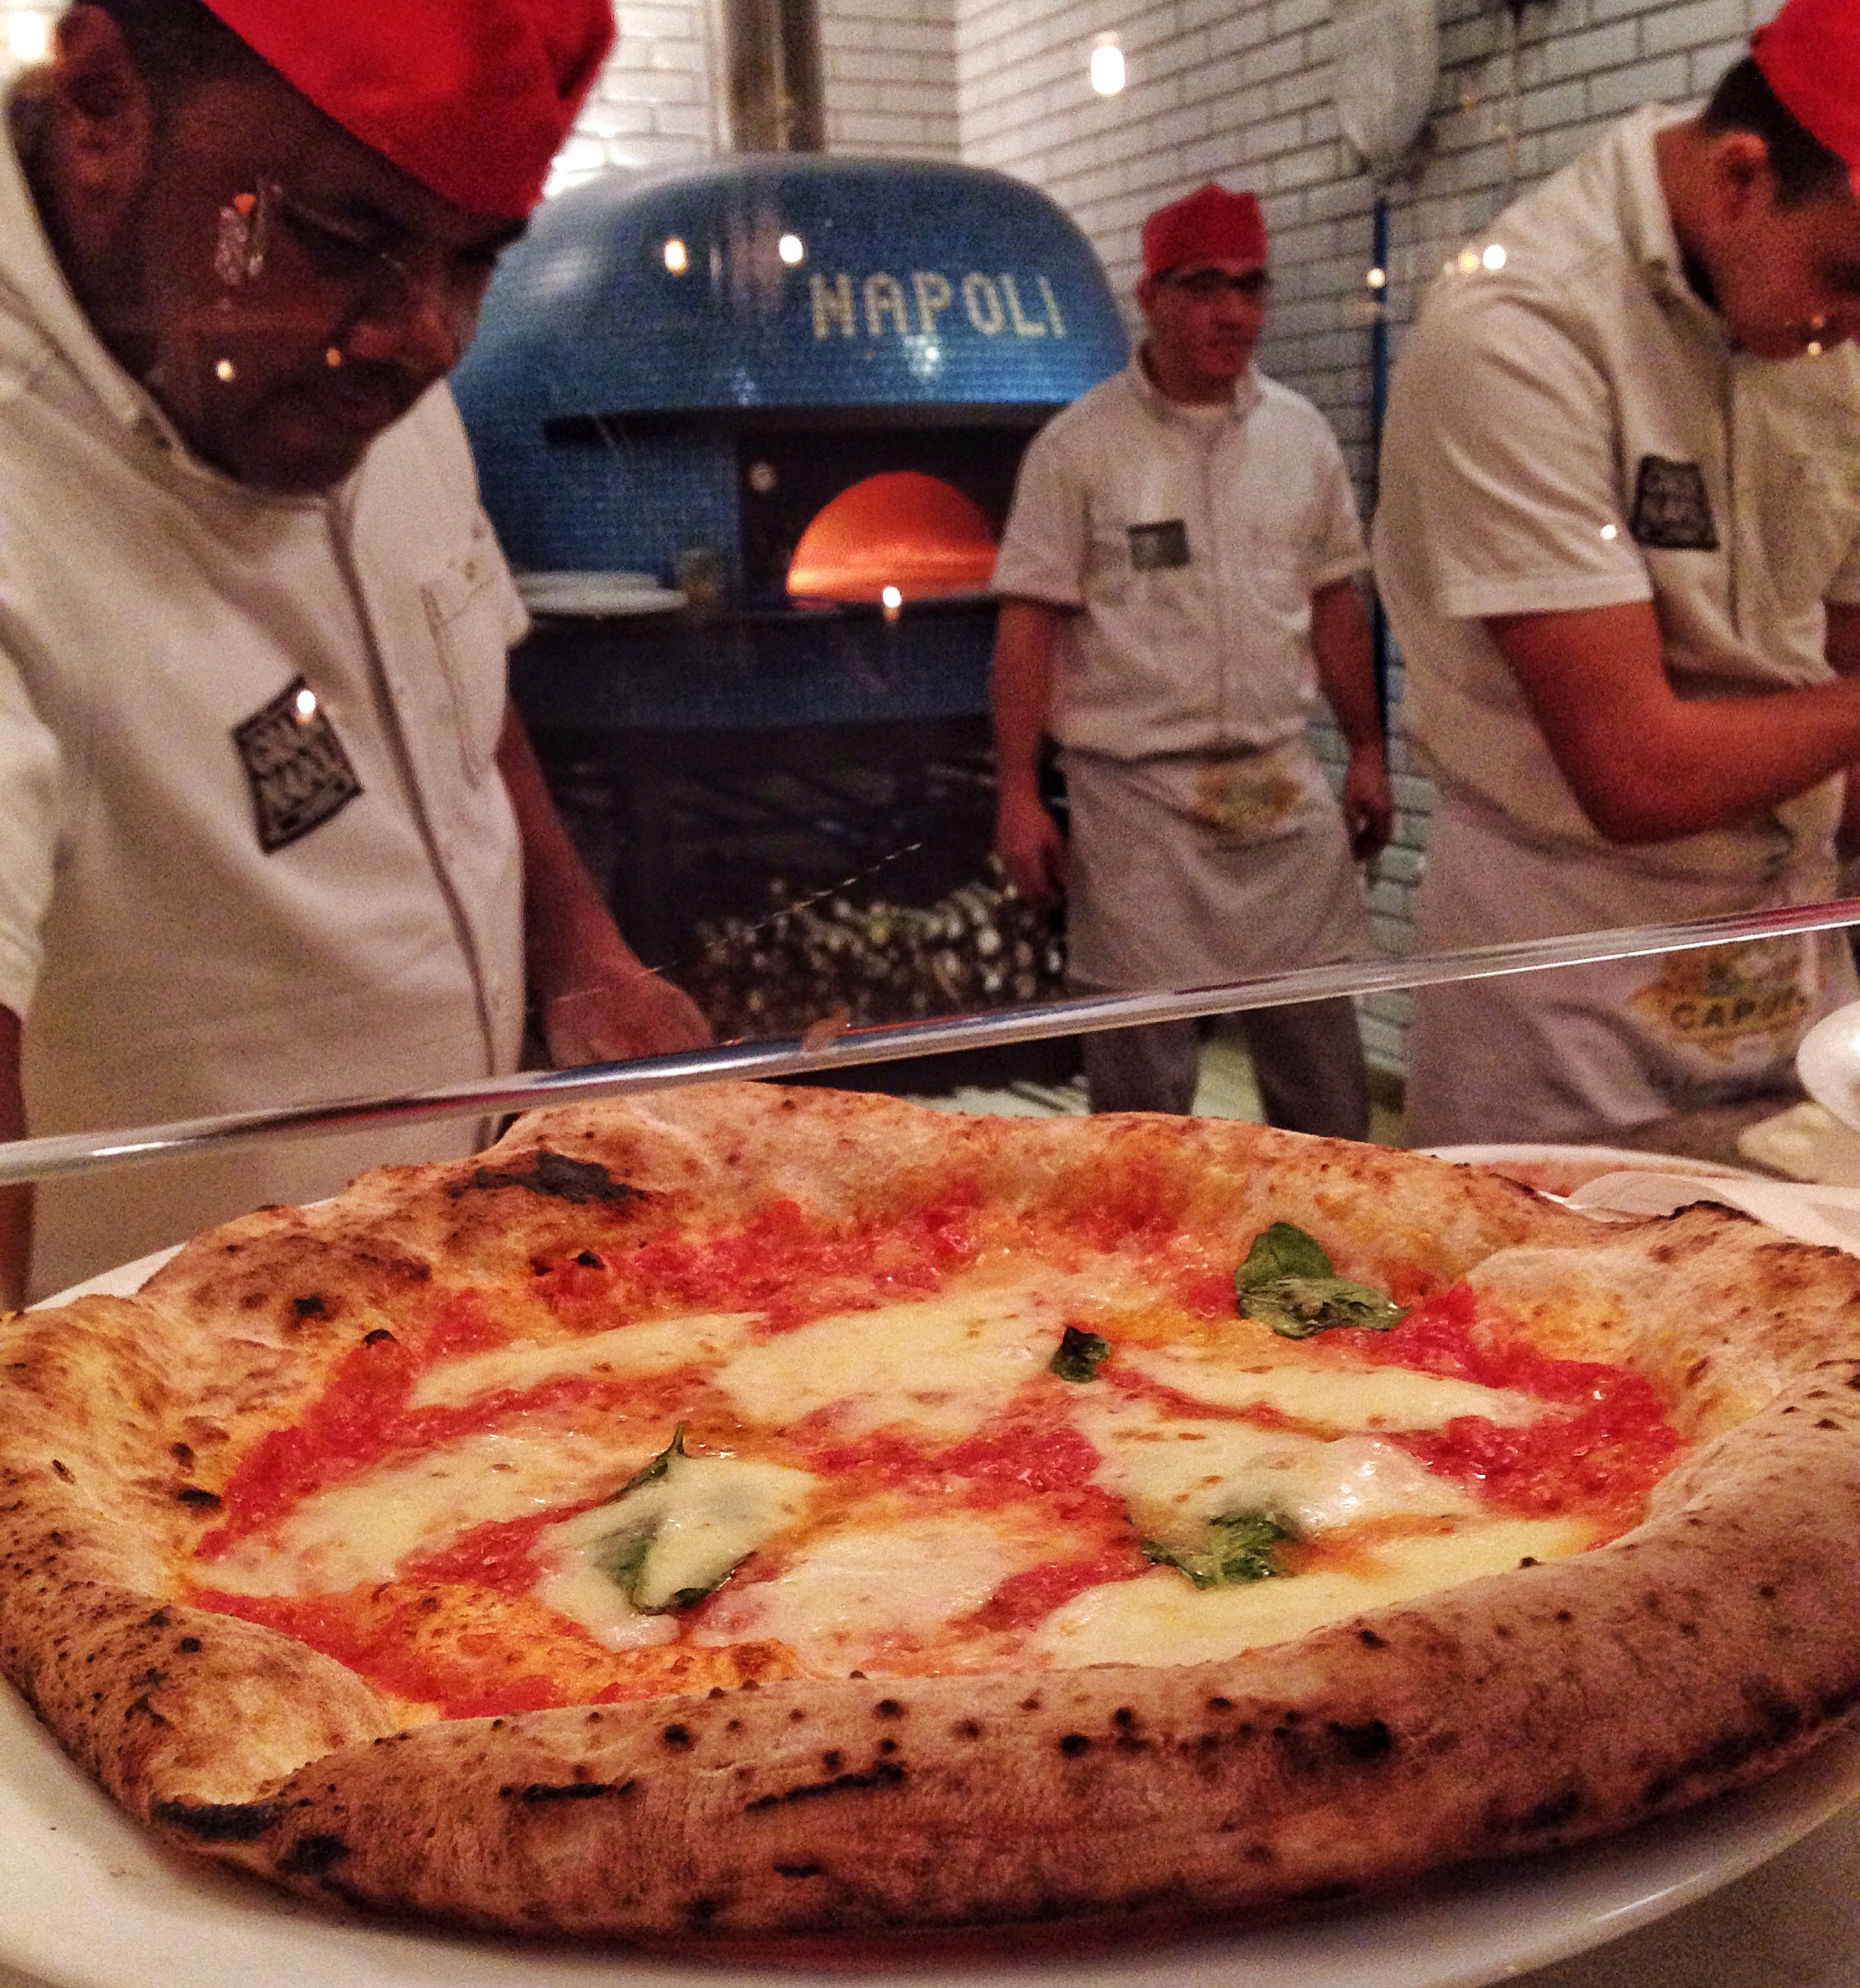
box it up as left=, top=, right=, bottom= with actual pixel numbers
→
left=1073, top=1391, right=1475, bottom=1541
left=1121, top=1347, right=1546, bottom=1430
left=714, top=1272, right=1097, bottom=1439
left=690, top=1514, right=1039, bottom=1670
left=410, top=1312, right=761, bottom=1410
left=204, top=1429, right=648, bottom=1597
left=536, top=1454, right=817, bottom=1645
left=1032, top=1516, right=1599, bottom=1669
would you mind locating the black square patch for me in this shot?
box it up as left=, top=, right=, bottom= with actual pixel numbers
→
left=232, top=676, right=364, bottom=853
left=1128, top=520, right=1191, bottom=571
left=1629, top=457, right=1719, bottom=551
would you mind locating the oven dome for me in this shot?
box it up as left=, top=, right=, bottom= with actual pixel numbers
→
left=454, top=153, right=1127, bottom=420
left=451, top=155, right=1128, bottom=585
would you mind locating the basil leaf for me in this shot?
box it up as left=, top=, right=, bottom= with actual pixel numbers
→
left=1236, top=1222, right=1334, bottom=1285
left=613, top=1423, right=686, bottom=1499
left=1049, top=1326, right=1111, bottom=1382
left=592, top=1434, right=814, bottom=1614
left=1234, top=1224, right=1409, bottom=1338
left=1144, top=1509, right=1292, bottom=1588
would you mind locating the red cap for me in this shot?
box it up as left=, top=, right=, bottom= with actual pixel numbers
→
left=1751, top=0, right=1860, bottom=195
left=1142, top=185, right=1268, bottom=279
left=202, top=0, right=615, bottom=219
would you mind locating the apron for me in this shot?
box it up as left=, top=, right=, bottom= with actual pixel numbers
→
left=1060, top=740, right=1370, bottom=992
left=1403, top=787, right=1858, bottom=1147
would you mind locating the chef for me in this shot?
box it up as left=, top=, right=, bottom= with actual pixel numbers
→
left=992, top=185, right=1391, bottom=1130
left=1375, top=0, right=1860, bottom=1147
left=0, top=0, right=710, bottom=1306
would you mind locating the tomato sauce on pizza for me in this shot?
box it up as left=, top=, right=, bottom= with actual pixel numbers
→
left=185, top=1192, right=1681, bottom=1722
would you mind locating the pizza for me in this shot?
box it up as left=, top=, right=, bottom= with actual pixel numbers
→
left=1, top=1080, right=1857, bottom=1943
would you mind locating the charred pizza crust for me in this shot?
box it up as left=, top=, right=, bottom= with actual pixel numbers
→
left=1, top=1082, right=1857, bottom=1938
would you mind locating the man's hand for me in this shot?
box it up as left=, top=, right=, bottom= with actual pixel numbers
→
left=497, top=707, right=715, bottom=1067
left=1341, top=739, right=1393, bottom=861
left=991, top=598, right=1069, bottom=907
left=995, top=784, right=1069, bottom=907
left=543, top=972, right=712, bottom=1067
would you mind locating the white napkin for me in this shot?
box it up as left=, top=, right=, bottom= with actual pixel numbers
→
left=1567, top=1171, right=1860, bottom=1255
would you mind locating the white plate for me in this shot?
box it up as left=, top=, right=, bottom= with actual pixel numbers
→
left=0, top=1679, right=1852, bottom=1988
left=8, top=1253, right=1856, bottom=1988
left=1797, top=998, right=1860, bottom=1133
left=1421, top=1144, right=1752, bottom=1198
left=517, top=572, right=687, bottom=616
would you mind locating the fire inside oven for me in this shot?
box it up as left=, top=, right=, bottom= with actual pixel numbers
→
left=739, top=423, right=1030, bottom=606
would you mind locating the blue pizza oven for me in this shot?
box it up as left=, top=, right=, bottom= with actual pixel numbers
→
left=451, top=153, right=1128, bottom=594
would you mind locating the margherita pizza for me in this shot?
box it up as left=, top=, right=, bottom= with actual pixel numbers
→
left=1, top=1081, right=1857, bottom=1940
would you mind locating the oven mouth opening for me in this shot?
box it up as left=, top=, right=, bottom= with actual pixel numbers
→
left=786, top=470, right=997, bottom=606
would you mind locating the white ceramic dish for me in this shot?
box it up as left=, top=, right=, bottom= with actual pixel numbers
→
left=1420, top=1144, right=1751, bottom=1198
left=1796, top=999, right=1860, bottom=1135
left=517, top=571, right=687, bottom=616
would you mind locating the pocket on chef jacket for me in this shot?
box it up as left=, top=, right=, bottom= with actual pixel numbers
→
left=420, top=521, right=511, bottom=784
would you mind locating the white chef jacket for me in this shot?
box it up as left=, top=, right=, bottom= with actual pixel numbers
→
left=1374, top=105, right=1860, bottom=1142
left=993, top=358, right=1372, bottom=990
left=995, top=357, right=1370, bottom=761
left=0, top=82, right=527, bottom=1296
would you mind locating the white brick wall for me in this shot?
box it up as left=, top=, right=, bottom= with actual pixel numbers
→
left=821, top=0, right=963, bottom=157
left=551, top=0, right=964, bottom=177
left=549, top=0, right=720, bottom=187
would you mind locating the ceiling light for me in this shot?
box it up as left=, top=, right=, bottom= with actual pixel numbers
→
left=1090, top=41, right=1125, bottom=96
left=8, top=12, right=49, bottom=62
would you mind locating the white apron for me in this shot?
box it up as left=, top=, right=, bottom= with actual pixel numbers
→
left=1403, top=789, right=1857, bottom=1147
left=1060, top=740, right=1370, bottom=993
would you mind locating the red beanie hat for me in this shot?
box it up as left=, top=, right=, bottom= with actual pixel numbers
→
left=1751, top=0, right=1860, bottom=194
left=1142, top=185, right=1268, bottom=279
left=202, top=0, right=615, bottom=219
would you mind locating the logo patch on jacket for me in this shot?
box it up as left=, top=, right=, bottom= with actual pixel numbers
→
left=232, top=676, right=364, bottom=853
left=1128, top=520, right=1191, bottom=571
left=1629, top=457, right=1719, bottom=551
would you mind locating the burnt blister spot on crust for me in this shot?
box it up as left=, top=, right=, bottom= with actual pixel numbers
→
left=1643, top=1686, right=1810, bottom=1805
left=292, top=1295, right=327, bottom=1318
left=176, top=1486, right=222, bottom=1508
left=1058, top=1733, right=1090, bottom=1757
left=501, top=1780, right=639, bottom=1805
left=277, top=1833, right=350, bottom=1875
left=774, top=1861, right=824, bottom=1879
left=450, top=1150, right=642, bottom=1206
left=742, top=1760, right=906, bottom=1812
left=153, top=1798, right=288, bottom=1841
left=1327, top=1719, right=1394, bottom=1762
left=662, top=1724, right=693, bottom=1749
left=49, top=1460, right=74, bottom=1484
left=1519, top=1787, right=1583, bottom=1833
